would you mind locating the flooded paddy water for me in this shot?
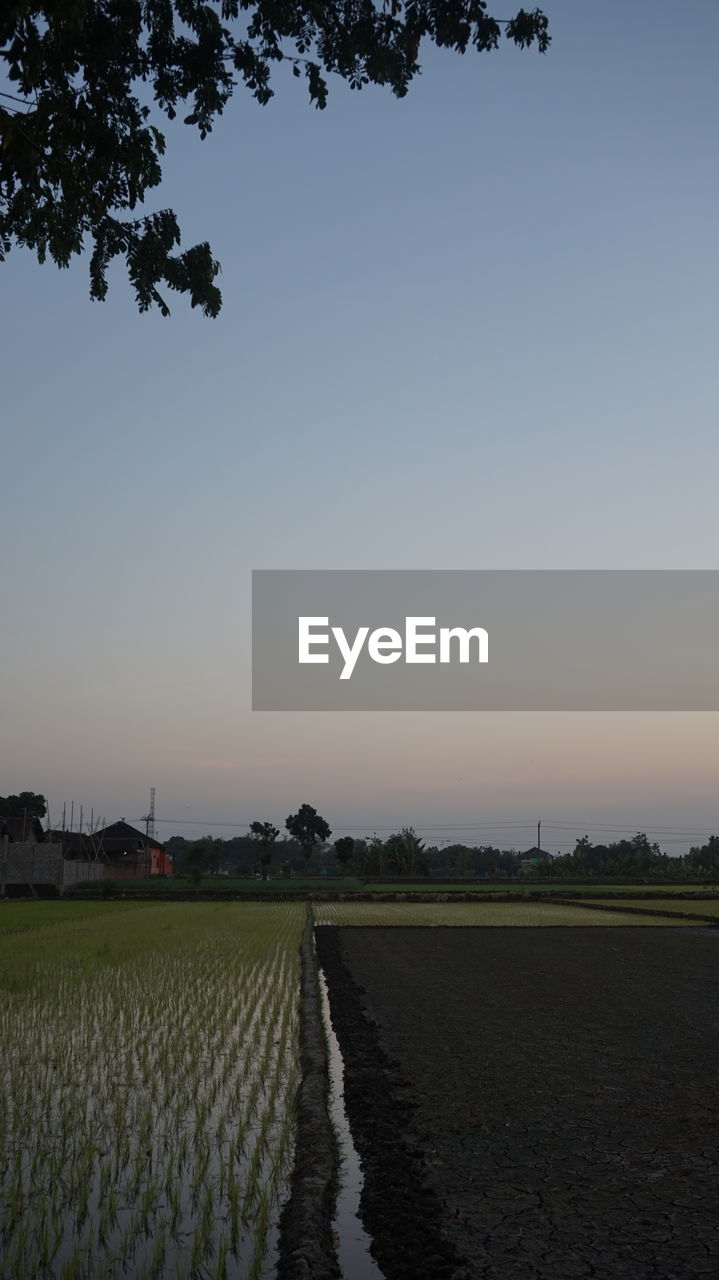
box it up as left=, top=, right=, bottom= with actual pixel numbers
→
left=317, top=966, right=384, bottom=1280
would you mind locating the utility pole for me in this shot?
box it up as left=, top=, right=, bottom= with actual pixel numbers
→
left=537, top=819, right=542, bottom=853
left=143, top=787, right=156, bottom=877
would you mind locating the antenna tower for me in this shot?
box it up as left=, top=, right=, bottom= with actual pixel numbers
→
left=144, top=787, right=156, bottom=841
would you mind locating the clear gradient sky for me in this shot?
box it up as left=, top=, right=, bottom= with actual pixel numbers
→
left=2, top=1, right=718, bottom=854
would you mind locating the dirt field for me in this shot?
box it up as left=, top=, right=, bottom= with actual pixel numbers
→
left=315, top=926, right=719, bottom=1280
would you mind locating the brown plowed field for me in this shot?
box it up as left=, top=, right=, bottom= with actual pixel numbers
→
left=315, top=927, right=719, bottom=1280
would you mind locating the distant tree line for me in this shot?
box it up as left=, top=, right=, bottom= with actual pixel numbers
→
left=536, top=833, right=719, bottom=880
left=167, top=803, right=333, bottom=881
left=167, top=824, right=719, bottom=882
left=5, top=789, right=719, bottom=880
left=166, top=833, right=306, bottom=880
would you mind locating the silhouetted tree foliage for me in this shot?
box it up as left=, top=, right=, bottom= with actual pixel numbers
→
left=0, top=2, right=549, bottom=313
left=383, top=827, right=426, bottom=874
left=687, top=835, right=719, bottom=872
left=185, top=842, right=210, bottom=888
left=434, top=842, right=521, bottom=877
left=325, top=830, right=719, bottom=881
left=333, top=835, right=355, bottom=871
left=0, top=791, right=47, bottom=817
left=538, top=832, right=719, bottom=880
left=173, top=835, right=220, bottom=888
left=285, top=803, right=331, bottom=863
left=249, top=820, right=280, bottom=877
left=166, top=831, right=305, bottom=875
left=167, top=823, right=719, bottom=881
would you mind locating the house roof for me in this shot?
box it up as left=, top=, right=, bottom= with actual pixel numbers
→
left=95, top=820, right=165, bottom=852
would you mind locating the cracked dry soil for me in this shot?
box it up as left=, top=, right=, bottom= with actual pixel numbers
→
left=315, top=926, right=719, bottom=1280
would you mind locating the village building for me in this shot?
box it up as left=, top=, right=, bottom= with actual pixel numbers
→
left=92, top=820, right=172, bottom=878
left=0, top=818, right=105, bottom=895
left=0, top=814, right=46, bottom=844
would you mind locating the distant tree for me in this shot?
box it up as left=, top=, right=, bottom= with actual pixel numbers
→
left=0, top=791, right=47, bottom=818
left=333, top=836, right=355, bottom=875
left=360, top=834, right=386, bottom=877
left=185, top=844, right=209, bottom=891
left=201, top=836, right=223, bottom=874
left=402, top=827, right=427, bottom=875
left=569, top=835, right=609, bottom=876
left=384, top=827, right=426, bottom=875
left=384, top=832, right=405, bottom=875
left=549, top=831, right=674, bottom=880
left=627, top=832, right=661, bottom=855
left=165, top=835, right=190, bottom=872
left=688, top=835, right=719, bottom=872
left=425, top=842, right=522, bottom=878
left=249, top=820, right=280, bottom=879
left=0, top=3, right=550, bottom=313
left=348, top=837, right=370, bottom=877
left=473, top=845, right=506, bottom=877
left=184, top=835, right=221, bottom=882
left=497, top=849, right=522, bottom=876
left=285, top=804, right=331, bottom=866
left=222, top=833, right=262, bottom=876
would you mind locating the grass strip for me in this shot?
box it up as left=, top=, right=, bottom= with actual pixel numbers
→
left=563, top=898, right=719, bottom=924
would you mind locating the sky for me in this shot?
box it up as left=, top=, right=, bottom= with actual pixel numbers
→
left=2, top=1, right=718, bottom=855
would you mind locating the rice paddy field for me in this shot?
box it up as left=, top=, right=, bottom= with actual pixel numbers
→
left=0, top=901, right=304, bottom=1280
left=3, top=894, right=715, bottom=1280
left=312, top=899, right=704, bottom=926
left=0, top=901, right=145, bottom=935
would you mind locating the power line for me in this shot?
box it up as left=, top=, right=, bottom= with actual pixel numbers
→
left=544, top=819, right=716, bottom=835
left=133, top=814, right=715, bottom=849
left=140, top=815, right=715, bottom=835
left=140, top=817, right=538, bottom=830
left=0, top=90, right=34, bottom=106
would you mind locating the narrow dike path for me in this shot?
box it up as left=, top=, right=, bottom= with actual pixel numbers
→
left=276, top=908, right=341, bottom=1279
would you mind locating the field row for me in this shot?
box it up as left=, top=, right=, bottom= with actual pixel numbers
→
left=312, top=900, right=706, bottom=926
left=588, top=897, right=719, bottom=916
